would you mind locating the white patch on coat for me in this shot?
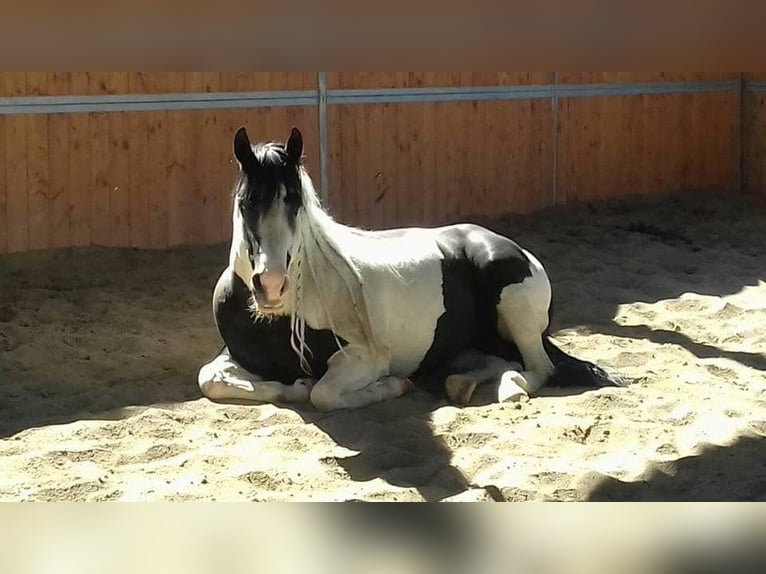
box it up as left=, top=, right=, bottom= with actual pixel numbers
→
left=256, top=185, right=293, bottom=276
left=288, top=171, right=446, bottom=379
left=229, top=202, right=254, bottom=291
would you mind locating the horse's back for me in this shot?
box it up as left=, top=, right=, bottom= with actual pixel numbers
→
left=434, top=223, right=534, bottom=284
left=362, top=222, right=535, bottom=285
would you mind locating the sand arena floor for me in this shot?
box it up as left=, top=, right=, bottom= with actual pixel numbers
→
left=1, top=190, right=765, bottom=501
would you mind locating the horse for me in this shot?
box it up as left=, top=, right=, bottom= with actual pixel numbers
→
left=197, top=126, right=623, bottom=411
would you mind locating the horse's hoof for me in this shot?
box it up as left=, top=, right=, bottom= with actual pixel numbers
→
left=498, top=371, right=529, bottom=403
left=446, top=374, right=478, bottom=406
left=380, top=375, right=414, bottom=395
left=291, top=378, right=316, bottom=402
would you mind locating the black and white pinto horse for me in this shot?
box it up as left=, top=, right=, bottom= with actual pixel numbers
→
left=198, top=127, right=622, bottom=411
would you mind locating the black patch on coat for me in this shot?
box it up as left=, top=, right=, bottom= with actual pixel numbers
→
left=412, top=225, right=533, bottom=392
left=213, top=270, right=343, bottom=382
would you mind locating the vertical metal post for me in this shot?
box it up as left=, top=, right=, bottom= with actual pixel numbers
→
left=551, top=71, right=560, bottom=205
left=317, top=72, right=330, bottom=208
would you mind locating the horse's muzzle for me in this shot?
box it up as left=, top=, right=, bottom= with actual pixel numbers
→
left=259, top=299, right=285, bottom=312
left=252, top=270, right=289, bottom=313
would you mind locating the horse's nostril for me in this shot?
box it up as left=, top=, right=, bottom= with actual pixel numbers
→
left=258, top=271, right=288, bottom=302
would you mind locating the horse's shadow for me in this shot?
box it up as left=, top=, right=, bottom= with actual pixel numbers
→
left=275, top=378, right=604, bottom=501
left=291, top=391, right=471, bottom=501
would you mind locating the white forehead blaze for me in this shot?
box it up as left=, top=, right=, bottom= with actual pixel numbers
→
left=229, top=184, right=296, bottom=292
left=257, top=186, right=294, bottom=275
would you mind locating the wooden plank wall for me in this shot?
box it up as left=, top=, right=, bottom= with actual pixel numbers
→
left=0, top=73, right=318, bottom=253
left=0, top=72, right=749, bottom=254
left=0, top=72, right=317, bottom=96
left=327, top=72, right=554, bottom=229
left=743, top=72, right=766, bottom=196
left=557, top=72, right=740, bottom=204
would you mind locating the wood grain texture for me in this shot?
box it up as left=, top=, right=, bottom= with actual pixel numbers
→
left=326, top=106, right=343, bottom=218
left=26, top=115, right=50, bottom=251
left=128, top=111, right=150, bottom=248
left=327, top=99, right=553, bottom=229
left=560, top=72, right=740, bottom=84
left=166, top=110, right=189, bottom=247
left=0, top=113, right=5, bottom=254
left=24, top=75, right=50, bottom=251
left=744, top=92, right=766, bottom=195
left=5, top=115, right=29, bottom=252
left=104, top=74, right=131, bottom=247
left=327, top=72, right=553, bottom=89
left=68, top=72, right=91, bottom=247
left=0, top=72, right=317, bottom=96
left=1, top=73, right=27, bottom=96
left=158, top=106, right=320, bottom=247
left=47, top=113, right=70, bottom=248
left=558, top=92, right=737, bottom=203
left=147, top=118, right=170, bottom=247
left=744, top=72, right=766, bottom=82
left=0, top=72, right=748, bottom=252
left=106, top=111, right=131, bottom=247
left=89, top=113, right=111, bottom=246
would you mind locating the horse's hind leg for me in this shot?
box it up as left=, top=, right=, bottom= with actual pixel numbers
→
left=443, top=351, right=524, bottom=406
left=198, top=348, right=312, bottom=404
left=494, top=255, right=556, bottom=397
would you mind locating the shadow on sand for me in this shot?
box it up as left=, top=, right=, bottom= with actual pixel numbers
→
left=583, top=430, right=766, bottom=501
left=291, top=392, right=471, bottom=501
left=475, top=189, right=766, bottom=375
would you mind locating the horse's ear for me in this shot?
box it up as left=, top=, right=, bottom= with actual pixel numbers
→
left=286, top=127, right=303, bottom=164
left=233, top=127, right=256, bottom=171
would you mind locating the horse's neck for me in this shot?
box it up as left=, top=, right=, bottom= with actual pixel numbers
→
left=294, top=209, right=371, bottom=345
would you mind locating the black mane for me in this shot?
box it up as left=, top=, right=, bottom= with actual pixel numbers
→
left=235, top=141, right=302, bottom=217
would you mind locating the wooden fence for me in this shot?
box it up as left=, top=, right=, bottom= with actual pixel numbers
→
left=0, top=72, right=759, bottom=254
left=744, top=72, right=766, bottom=196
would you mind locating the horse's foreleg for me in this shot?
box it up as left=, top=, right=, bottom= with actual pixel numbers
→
left=198, top=348, right=313, bottom=404
left=309, top=346, right=412, bottom=411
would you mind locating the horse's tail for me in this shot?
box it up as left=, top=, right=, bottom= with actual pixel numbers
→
left=543, top=337, right=626, bottom=388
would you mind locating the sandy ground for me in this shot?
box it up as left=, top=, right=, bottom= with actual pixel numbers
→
left=1, top=190, right=765, bottom=502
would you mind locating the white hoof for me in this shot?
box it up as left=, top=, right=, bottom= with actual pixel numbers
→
left=498, top=371, right=529, bottom=403
left=446, top=374, right=479, bottom=406
left=380, top=375, right=415, bottom=396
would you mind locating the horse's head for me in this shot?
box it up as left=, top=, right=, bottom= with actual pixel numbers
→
left=231, top=126, right=304, bottom=314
